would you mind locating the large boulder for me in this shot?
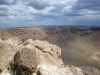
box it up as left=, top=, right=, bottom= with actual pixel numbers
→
left=24, top=39, right=63, bottom=66
left=14, top=39, right=63, bottom=72
left=14, top=47, right=38, bottom=72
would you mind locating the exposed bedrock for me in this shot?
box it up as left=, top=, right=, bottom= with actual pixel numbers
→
left=14, top=40, right=63, bottom=72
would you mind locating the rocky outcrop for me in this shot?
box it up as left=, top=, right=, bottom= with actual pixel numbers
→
left=14, top=39, right=63, bottom=72
left=0, top=38, right=23, bottom=69
left=24, top=39, right=63, bottom=67
left=13, top=39, right=86, bottom=75
left=0, top=38, right=85, bottom=75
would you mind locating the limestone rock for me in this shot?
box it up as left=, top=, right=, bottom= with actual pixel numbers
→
left=0, top=38, right=86, bottom=75
left=39, top=65, right=85, bottom=75
left=14, top=40, right=63, bottom=72
left=0, top=38, right=23, bottom=69
left=0, top=69, right=11, bottom=75
left=14, top=47, right=38, bottom=72
left=0, top=73, right=11, bottom=75
left=24, top=40, right=63, bottom=67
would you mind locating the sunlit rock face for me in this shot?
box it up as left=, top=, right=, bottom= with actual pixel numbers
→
left=14, top=39, right=85, bottom=75
left=0, top=38, right=85, bottom=75
left=14, top=40, right=63, bottom=72
left=38, top=65, right=85, bottom=75
left=0, top=69, right=11, bottom=75
left=0, top=38, right=23, bottom=69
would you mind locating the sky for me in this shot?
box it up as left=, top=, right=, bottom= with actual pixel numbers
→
left=0, top=0, right=100, bottom=27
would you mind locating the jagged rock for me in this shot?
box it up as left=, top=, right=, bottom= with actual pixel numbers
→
left=81, top=66, right=100, bottom=75
left=14, top=40, right=63, bottom=72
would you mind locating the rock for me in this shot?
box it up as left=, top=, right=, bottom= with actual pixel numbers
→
left=14, top=47, right=38, bottom=72
left=0, top=69, right=11, bottom=75
left=14, top=40, right=63, bottom=72
left=0, top=38, right=86, bottom=75
left=0, top=38, right=23, bottom=69
left=39, top=65, right=85, bottom=75
left=24, top=40, right=63, bottom=67
left=0, top=73, right=11, bottom=75
left=80, top=66, right=100, bottom=75
left=32, top=73, right=37, bottom=75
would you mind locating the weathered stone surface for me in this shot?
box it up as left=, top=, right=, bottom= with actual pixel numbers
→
left=14, top=40, right=63, bottom=72
left=0, top=72, right=11, bottom=75
left=39, top=65, right=85, bottom=75
left=81, top=66, right=100, bottom=75
left=14, top=47, right=38, bottom=72
left=0, top=38, right=23, bottom=69
left=0, top=69, right=11, bottom=75
left=24, top=40, right=63, bottom=67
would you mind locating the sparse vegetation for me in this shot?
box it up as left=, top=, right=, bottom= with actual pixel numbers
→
left=36, top=70, right=42, bottom=75
left=8, top=62, right=32, bottom=75
left=0, top=69, right=2, bottom=73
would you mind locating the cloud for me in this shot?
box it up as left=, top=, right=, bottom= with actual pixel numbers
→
left=72, top=0, right=100, bottom=11
left=63, top=12, right=81, bottom=17
left=0, top=0, right=14, bottom=5
left=28, top=2, right=49, bottom=10
left=0, top=11, right=8, bottom=16
left=49, top=5, right=64, bottom=14
left=0, top=5, right=9, bottom=11
left=0, top=5, right=9, bottom=16
left=67, top=0, right=100, bottom=16
left=27, top=0, right=50, bottom=10
left=0, top=0, right=100, bottom=27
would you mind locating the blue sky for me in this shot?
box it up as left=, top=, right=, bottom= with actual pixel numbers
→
left=0, top=0, right=100, bottom=27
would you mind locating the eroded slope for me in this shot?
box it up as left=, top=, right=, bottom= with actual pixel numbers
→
left=0, top=26, right=100, bottom=70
